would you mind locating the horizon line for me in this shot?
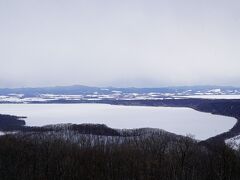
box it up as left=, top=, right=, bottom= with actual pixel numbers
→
left=0, top=84, right=240, bottom=89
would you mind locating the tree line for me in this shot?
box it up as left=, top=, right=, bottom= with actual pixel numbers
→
left=0, top=130, right=239, bottom=180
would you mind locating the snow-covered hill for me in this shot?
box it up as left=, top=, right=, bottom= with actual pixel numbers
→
left=0, top=86, right=240, bottom=103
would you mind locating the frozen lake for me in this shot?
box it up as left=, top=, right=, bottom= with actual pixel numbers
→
left=0, top=104, right=236, bottom=140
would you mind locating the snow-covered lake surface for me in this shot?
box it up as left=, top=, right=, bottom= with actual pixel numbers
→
left=0, top=104, right=237, bottom=140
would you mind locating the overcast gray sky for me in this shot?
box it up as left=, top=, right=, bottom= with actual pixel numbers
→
left=0, top=0, right=240, bottom=88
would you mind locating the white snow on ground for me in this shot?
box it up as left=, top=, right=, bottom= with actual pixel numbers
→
left=208, top=89, right=222, bottom=93
left=112, top=90, right=122, bottom=93
left=8, top=94, right=24, bottom=97
left=162, top=93, right=175, bottom=96
left=1, top=92, right=240, bottom=103
left=0, top=131, right=18, bottom=136
left=225, top=135, right=240, bottom=149
left=0, top=96, right=56, bottom=103
left=40, top=94, right=83, bottom=100
left=0, top=96, right=24, bottom=103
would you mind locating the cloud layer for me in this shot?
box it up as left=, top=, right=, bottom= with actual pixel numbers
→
left=1, top=0, right=240, bottom=87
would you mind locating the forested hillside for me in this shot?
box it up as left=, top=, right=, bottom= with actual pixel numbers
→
left=0, top=131, right=239, bottom=180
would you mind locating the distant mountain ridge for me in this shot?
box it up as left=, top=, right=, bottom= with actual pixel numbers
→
left=0, top=85, right=240, bottom=96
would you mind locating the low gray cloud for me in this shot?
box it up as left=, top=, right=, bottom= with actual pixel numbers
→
left=1, top=0, right=240, bottom=88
